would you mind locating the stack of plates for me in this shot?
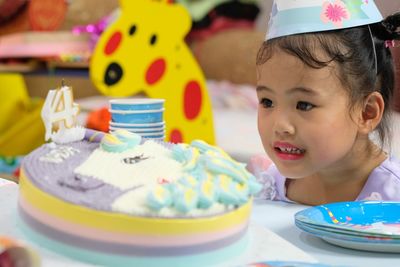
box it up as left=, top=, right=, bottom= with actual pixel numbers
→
left=295, top=201, right=400, bottom=253
left=109, top=98, right=165, bottom=141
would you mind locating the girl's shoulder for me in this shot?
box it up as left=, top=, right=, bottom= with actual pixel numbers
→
left=381, top=156, right=400, bottom=174
left=358, top=156, right=400, bottom=201
left=247, top=154, right=289, bottom=201
left=257, top=163, right=291, bottom=202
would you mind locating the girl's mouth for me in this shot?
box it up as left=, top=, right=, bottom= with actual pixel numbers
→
left=273, top=142, right=305, bottom=160
left=274, top=146, right=305, bottom=154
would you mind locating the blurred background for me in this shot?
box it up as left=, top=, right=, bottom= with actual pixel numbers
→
left=0, top=0, right=399, bottom=179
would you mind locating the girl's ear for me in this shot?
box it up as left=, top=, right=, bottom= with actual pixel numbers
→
left=358, top=91, right=385, bottom=134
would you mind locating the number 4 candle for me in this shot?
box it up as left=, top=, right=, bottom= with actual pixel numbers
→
left=41, top=81, right=80, bottom=141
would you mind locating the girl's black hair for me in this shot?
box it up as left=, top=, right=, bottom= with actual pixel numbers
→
left=257, top=12, right=400, bottom=149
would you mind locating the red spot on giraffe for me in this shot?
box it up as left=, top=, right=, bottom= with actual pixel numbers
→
left=170, top=129, right=183, bottom=143
left=184, top=80, right=202, bottom=120
left=104, top=31, right=122, bottom=55
left=146, top=58, right=166, bottom=85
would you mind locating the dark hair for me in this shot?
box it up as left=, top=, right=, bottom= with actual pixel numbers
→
left=257, top=12, right=400, bottom=149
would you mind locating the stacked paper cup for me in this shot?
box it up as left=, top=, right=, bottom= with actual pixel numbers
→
left=109, top=99, right=165, bottom=140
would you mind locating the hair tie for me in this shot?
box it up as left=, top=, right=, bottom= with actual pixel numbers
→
left=385, top=40, right=396, bottom=48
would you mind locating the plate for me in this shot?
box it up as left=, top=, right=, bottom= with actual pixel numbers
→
left=296, top=221, right=400, bottom=244
left=296, top=220, right=400, bottom=240
left=295, top=201, right=400, bottom=252
left=321, top=236, right=400, bottom=253
left=295, top=201, right=400, bottom=237
left=242, top=261, right=347, bottom=267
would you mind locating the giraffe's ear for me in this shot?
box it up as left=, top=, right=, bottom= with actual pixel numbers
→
left=118, top=0, right=137, bottom=10
left=171, top=4, right=191, bottom=36
left=118, top=0, right=127, bottom=10
left=155, top=0, right=174, bottom=3
left=119, top=0, right=174, bottom=9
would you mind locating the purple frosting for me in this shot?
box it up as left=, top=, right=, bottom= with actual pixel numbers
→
left=22, top=141, right=126, bottom=211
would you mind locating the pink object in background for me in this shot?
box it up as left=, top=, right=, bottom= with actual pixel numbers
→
left=0, top=31, right=91, bottom=58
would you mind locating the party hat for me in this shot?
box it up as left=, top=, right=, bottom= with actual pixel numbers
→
left=266, top=0, right=383, bottom=40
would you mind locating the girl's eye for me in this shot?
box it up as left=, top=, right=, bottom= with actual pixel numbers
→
left=296, top=101, right=315, bottom=111
left=260, top=98, right=273, bottom=108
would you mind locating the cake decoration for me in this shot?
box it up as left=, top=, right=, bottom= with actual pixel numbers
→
left=51, top=126, right=86, bottom=144
left=172, top=144, right=200, bottom=171
left=112, top=129, right=142, bottom=147
left=84, top=128, right=105, bottom=143
left=41, top=81, right=80, bottom=142
left=18, top=83, right=261, bottom=266
left=39, top=145, right=80, bottom=164
left=174, top=187, right=199, bottom=213
left=100, top=134, right=129, bottom=153
left=147, top=185, right=173, bottom=211
left=197, top=178, right=217, bottom=209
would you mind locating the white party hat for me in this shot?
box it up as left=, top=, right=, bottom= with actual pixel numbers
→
left=267, top=0, right=383, bottom=40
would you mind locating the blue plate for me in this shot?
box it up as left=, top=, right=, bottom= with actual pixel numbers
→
left=241, top=261, right=348, bottom=267
left=295, top=201, right=400, bottom=252
left=296, top=221, right=400, bottom=253
left=296, top=220, right=400, bottom=244
left=295, top=201, right=400, bottom=237
left=296, top=220, right=400, bottom=239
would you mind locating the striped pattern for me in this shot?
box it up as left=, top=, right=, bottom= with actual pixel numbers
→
left=18, top=168, right=252, bottom=257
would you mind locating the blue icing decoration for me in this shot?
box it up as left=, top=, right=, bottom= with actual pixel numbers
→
left=186, top=164, right=210, bottom=182
left=215, top=175, right=241, bottom=205
left=191, top=140, right=230, bottom=158
left=100, top=134, right=129, bottom=153
left=171, top=144, right=188, bottom=163
left=248, top=178, right=263, bottom=196
left=163, top=183, right=183, bottom=195
left=178, top=175, right=198, bottom=188
left=197, top=178, right=217, bottom=209
left=232, top=182, right=249, bottom=205
left=201, top=155, right=247, bottom=184
left=147, top=185, right=172, bottom=211
left=112, top=129, right=141, bottom=148
left=173, top=187, right=198, bottom=213
left=172, top=144, right=199, bottom=170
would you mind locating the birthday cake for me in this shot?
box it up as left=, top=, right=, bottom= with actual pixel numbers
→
left=17, top=87, right=260, bottom=266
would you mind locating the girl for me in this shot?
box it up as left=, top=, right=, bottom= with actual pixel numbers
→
left=251, top=0, right=400, bottom=205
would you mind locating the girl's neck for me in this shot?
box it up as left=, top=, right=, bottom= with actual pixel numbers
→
left=286, top=141, right=387, bottom=206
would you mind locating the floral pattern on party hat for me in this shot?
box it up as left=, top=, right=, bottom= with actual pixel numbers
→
left=266, top=0, right=383, bottom=40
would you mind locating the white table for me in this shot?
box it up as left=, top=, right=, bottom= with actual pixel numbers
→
left=1, top=181, right=400, bottom=267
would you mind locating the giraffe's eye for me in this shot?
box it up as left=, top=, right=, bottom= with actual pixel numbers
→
left=150, top=34, right=157, bottom=45
left=129, top=25, right=137, bottom=36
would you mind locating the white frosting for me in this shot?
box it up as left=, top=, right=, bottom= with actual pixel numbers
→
left=51, top=126, right=86, bottom=144
left=40, top=145, right=80, bottom=163
left=112, top=186, right=230, bottom=217
left=74, top=141, right=183, bottom=190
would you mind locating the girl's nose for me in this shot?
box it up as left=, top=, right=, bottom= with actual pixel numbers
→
left=273, top=113, right=295, bottom=136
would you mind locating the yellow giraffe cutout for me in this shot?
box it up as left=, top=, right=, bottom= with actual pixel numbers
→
left=90, top=0, right=215, bottom=144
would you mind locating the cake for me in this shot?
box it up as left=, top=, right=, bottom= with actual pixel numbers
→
left=17, top=88, right=261, bottom=267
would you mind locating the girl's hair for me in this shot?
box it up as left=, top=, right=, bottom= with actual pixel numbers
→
left=257, top=12, right=400, bottom=149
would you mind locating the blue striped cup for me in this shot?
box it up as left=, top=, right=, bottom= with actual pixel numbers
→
left=110, top=109, right=164, bottom=124
left=110, top=98, right=165, bottom=111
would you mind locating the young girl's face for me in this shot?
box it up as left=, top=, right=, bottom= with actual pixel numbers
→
left=257, top=48, right=363, bottom=179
